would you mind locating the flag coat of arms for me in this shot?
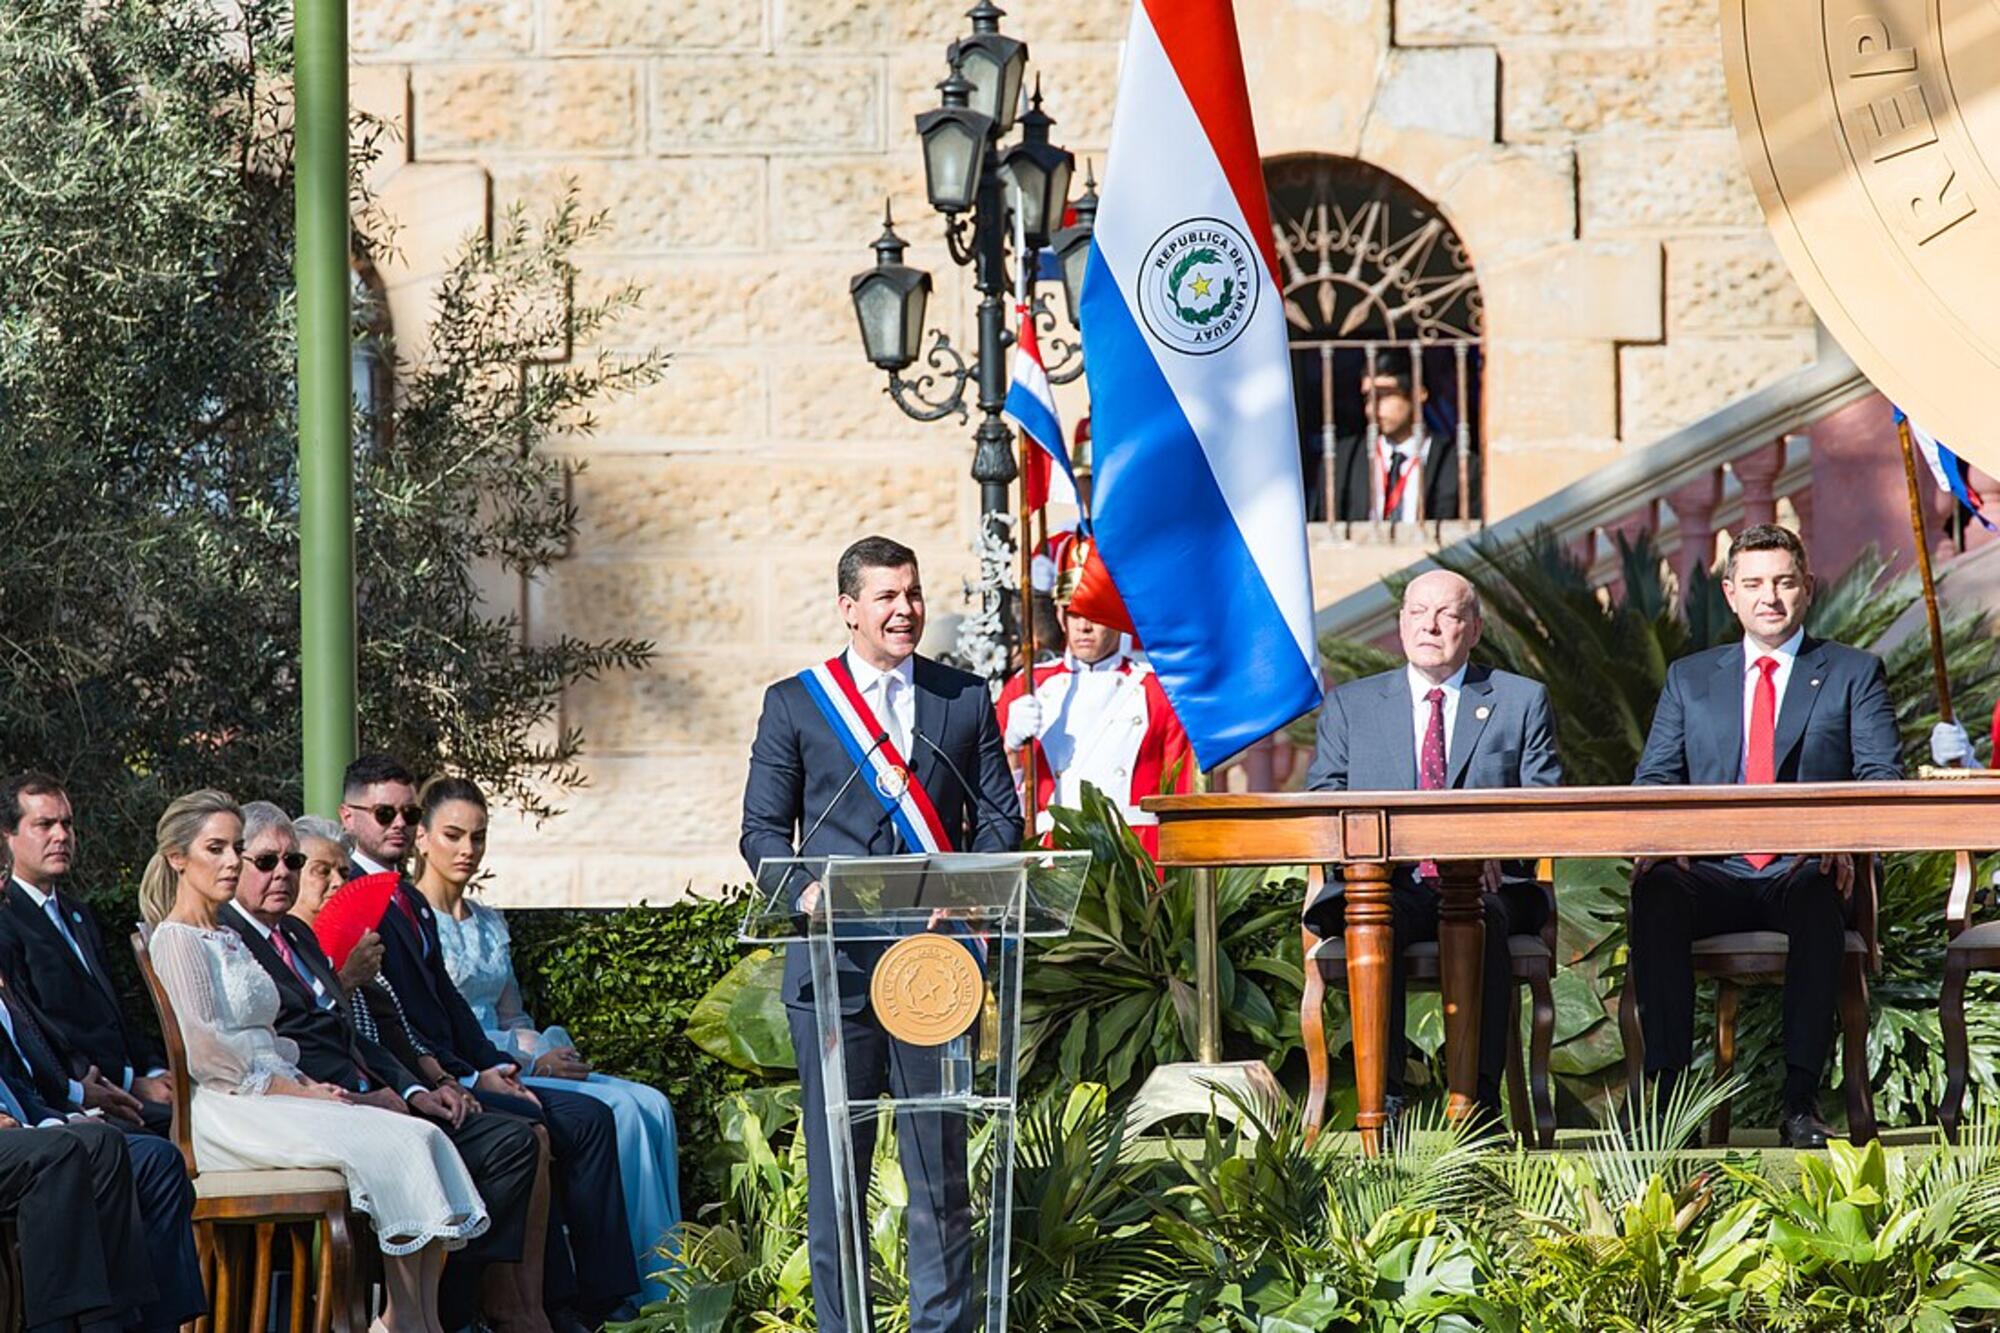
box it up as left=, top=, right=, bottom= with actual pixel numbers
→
left=1079, top=0, right=1323, bottom=767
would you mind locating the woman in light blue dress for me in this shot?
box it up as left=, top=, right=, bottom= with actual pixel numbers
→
left=411, top=777, right=682, bottom=1304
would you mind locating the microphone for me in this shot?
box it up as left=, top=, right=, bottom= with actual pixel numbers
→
left=911, top=727, right=1024, bottom=844
left=794, top=731, right=891, bottom=860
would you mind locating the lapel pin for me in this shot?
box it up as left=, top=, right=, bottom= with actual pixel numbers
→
left=70, top=911, right=82, bottom=924
left=1811, top=679, right=1821, bottom=688
left=1475, top=705, right=1491, bottom=720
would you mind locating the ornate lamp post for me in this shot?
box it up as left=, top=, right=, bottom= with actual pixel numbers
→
left=848, top=3, right=1088, bottom=679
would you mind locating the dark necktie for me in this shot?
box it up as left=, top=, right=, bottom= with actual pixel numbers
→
left=1418, top=687, right=1446, bottom=880
left=1744, top=656, right=1780, bottom=870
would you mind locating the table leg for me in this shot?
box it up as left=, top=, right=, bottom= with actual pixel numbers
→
left=1438, top=861, right=1485, bottom=1123
left=1343, top=861, right=1394, bottom=1154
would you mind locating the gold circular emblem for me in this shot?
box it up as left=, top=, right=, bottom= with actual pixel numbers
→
left=870, top=934, right=984, bottom=1047
left=1724, top=0, right=2000, bottom=472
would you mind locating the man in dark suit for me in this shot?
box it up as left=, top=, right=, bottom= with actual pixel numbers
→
left=0, top=774, right=170, bottom=1135
left=339, top=754, right=639, bottom=1327
left=1630, top=523, right=1903, bottom=1147
left=1305, top=569, right=1562, bottom=1116
left=741, top=534, right=1023, bottom=1333
left=1332, top=364, right=1478, bottom=523
left=224, top=802, right=548, bottom=1333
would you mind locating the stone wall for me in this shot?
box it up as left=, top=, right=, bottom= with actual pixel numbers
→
left=351, top=0, right=1818, bottom=905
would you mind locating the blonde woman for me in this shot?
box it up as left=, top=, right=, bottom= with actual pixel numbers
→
left=141, top=790, right=489, bottom=1333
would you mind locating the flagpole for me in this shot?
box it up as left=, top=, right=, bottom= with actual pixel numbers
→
left=1191, top=765, right=1220, bottom=1063
left=1896, top=414, right=1957, bottom=723
left=1018, top=445, right=1041, bottom=825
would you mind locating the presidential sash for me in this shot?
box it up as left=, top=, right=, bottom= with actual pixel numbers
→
left=797, top=656, right=956, bottom=853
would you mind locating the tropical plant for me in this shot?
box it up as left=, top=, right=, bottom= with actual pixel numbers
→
left=1024, top=784, right=1303, bottom=1099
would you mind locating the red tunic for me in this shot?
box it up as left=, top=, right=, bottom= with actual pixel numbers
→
left=995, top=652, right=1194, bottom=858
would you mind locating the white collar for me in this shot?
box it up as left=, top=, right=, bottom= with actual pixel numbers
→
left=1405, top=662, right=1469, bottom=703
left=224, top=899, right=276, bottom=942
left=1742, top=628, right=1805, bottom=670
left=9, top=877, right=54, bottom=910
left=1378, top=431, right=1425, bottom=457
left=1066, top=649, right=1130, bottom=675
left=845, top=648, right=915, bottom=694
left=350, top=851, right=393, bottom=878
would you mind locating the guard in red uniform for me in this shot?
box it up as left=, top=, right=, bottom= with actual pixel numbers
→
left=996, top=539, right=1193, bottom=856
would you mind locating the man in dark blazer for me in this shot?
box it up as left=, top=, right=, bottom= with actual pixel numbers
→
left=1305, top=569, right=1562, bottom=1116
left=222, top=802, right=547, bottom=1332
left=339, top=754, right=639, bottom=1327
left=1332, top=366, right=1479, bottom=523
left=740, top=534, right=1022, bottom=1333
left=1630, top=523, right=1902, bottom=1147
left=0, top=774, right=171, bottom=1135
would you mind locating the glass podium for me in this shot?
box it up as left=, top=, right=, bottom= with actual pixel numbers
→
left=745, top=851, right=1089, bottom=1333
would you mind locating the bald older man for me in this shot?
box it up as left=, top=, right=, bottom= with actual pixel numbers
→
left=1305, top=570, right=1563, bottom=1117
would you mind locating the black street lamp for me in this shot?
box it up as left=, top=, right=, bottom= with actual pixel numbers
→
left=846, top=3, right=1092, bottom=678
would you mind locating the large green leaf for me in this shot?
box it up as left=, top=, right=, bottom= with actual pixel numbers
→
left=684, top=949, right=795, bottom=1073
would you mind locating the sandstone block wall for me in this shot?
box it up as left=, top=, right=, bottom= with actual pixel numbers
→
left=352, top=0, right=1817, bottom=905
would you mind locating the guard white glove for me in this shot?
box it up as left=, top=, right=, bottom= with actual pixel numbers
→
left=1931, top=720, right=1980, bottom=769
left=1003, top=696, right=1043, bottom=750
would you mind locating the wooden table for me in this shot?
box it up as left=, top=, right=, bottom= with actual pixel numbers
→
left=1146, top=780, right=2000, bottom=1151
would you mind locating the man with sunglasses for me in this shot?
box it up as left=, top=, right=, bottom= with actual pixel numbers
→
left=0, top=773, right=171, bottom=1135
left=341, top=754, right=640, bottom=1330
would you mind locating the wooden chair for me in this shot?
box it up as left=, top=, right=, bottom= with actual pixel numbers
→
left=1937, top=851, right=1999, bottom=1141
left=1617, top=857, right=1880, bottom=1145
left=131, top=930, right=367, bottom=1333
left=1300, top=866, right=1559, bottom=1148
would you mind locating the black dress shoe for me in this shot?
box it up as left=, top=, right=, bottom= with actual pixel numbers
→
left=1779, top=1110, right=1836, bottom=1148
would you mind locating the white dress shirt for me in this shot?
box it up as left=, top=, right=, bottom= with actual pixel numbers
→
left=11, top=877, right=158, bottom=1091
left=846, top=648, right=916, bottom=757
left=1739, top=628, right=1805, bottom=779
left=1374, top=432, right=1428, bottom=523
left=351, top=851, right=392, bottom=877
left=1407, top=662, right=1468, bottom=766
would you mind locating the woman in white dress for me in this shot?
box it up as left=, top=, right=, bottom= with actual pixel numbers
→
left=139, top=790, right=490, bottom=1333
left=413, top=777, right=683, bottom=1303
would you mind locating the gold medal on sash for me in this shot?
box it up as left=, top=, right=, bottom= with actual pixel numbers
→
left=871, top=934, right=984, bottom=1046
left=874, top=764, right=910, bottom=800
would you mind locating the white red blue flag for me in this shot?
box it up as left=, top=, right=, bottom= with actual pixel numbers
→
left=1897, top=406, right=1995, bottom=531
left=1078, top=0, right=1322, bottom=767
left=1004, top=303, right=1082, bottom=514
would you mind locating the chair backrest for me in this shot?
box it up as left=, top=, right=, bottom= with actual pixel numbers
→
left=1857, top=854, right=1881, bottom=976
left=129, top=928, right=199, bottom=1178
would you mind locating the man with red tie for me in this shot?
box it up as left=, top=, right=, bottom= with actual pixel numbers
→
left=1629, top=524, right=1903, bottom=1147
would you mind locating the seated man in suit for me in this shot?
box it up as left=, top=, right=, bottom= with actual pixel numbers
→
left=1305, top=569, right=1562, bottom=1119
left=0, top=839, right=205, bottom=1333
left=1630, top=523, right=1902, bottom=1147
left=224, top=801, right=551, bottom=1333
left=741, top=534, right=1022, bottom=1333
left=0, top=774, right=170, bottom=1134
left=340, top=754, right=640, bottom=1327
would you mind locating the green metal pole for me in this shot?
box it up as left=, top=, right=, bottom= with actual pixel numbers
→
left=296, top=0, right=355, bottom=818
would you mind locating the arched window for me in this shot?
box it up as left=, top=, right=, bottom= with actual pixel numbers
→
left=1265, top=155, right=1484, bottom=527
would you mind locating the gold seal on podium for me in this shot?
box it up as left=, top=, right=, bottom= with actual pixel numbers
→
left=870, top=933, right=983, bottom=1047
left=1724, top=0, right=2000, bottom=473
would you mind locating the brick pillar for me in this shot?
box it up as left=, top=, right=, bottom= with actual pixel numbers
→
left=1666, top=471, right=1722, bottom=600
left=1730, top=439, right=1785, bottom=528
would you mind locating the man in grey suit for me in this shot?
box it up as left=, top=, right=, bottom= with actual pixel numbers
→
left=1306, top=569, right=1563, bottom=1116
left=1630, top=523, right=1902, bottom=1147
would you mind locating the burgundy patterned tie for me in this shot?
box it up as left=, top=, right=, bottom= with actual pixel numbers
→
left=1418, top=687, right=1446, bottom=879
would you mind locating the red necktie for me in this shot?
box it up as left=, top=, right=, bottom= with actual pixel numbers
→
left=1744, top=656, right=1779, bottom=870
left=1418, top=687, right=1446, bottom=879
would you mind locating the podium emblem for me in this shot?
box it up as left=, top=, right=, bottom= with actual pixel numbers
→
left=871, top=933, right=984, bottom=1046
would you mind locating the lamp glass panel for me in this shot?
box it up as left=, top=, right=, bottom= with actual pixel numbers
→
left=959, top=46, right=1005, bottom=128
left=853, top=276, right=907, bottom=367
left=1059, top=235, right=1090, bottom=323
left=1006, top=157, right=1049, bottom=239
left=899, top=282, right=929, bottom=364
left=922, top=118, right=983, bottom=212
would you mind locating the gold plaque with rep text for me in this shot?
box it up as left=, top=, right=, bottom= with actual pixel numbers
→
left=870, top=933, right=984, bottom=1047
left=1724, top=0, right=2000, bottom=474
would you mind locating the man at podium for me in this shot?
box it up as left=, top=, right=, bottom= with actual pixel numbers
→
left=740, top=534, right=1022, bottom=1333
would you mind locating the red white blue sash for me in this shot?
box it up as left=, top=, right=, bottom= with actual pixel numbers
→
left=797, top=656, right=956, bottom=853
